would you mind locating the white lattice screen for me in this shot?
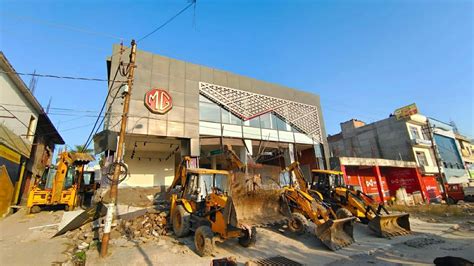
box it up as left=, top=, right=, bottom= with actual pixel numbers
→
left=199, top=82, right=323, bottom=142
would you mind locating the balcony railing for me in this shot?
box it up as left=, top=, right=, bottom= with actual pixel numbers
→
left=411, top=138, right=432, bottom=147
left=419, top=164, right=438, bottom=173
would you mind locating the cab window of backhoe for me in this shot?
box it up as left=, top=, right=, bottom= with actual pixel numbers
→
left=334, top=174, right=345, bottom=187
left=199, top=174, right=213, bottom=197
left=64, top=167, right=76, bottom=189
left=83, top=172, right=92, bottom=185
left=43, top=168, right=57, bottom=189
left=214, top=174, right=229, bottom=192
left=279, top=171, right=291, bottom=187
left=184, top=174, right=198, bottom=196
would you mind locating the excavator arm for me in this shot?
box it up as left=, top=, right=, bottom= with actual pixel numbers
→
left=168, top=156, right=192, bottom=192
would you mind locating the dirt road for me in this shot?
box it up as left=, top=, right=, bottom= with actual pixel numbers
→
left=1, top=208, right=473, bottom=265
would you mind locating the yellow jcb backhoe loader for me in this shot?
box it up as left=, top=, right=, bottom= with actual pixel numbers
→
left=27, top=152, right=94, bottom=214
left=168, top=156, right=257, bottom=257
left=280, top=162, right=356, bottom=250
left=311, top=169, right=411, bottom=238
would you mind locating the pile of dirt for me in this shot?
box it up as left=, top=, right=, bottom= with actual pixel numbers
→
left=117, top=211, right=168, bottom=241
left=388, top=203, right=474, bottom=221
left=63, top=208, right=170, bottom=264
left=97, top=187, right=165, bottom=207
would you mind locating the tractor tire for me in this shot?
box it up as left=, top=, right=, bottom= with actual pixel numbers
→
left=194, top=225, right=214, bottom=257
left=288, top=212, right=308, bottom=235
left=447, top=197, right=457, bottom=205
left=238, top=227, right=257, bottom=247
left=30, top=206, right=41, bottom=214
left=336, top=208, right=353, bottom=219
left=172, top=205, right=191, bottom=237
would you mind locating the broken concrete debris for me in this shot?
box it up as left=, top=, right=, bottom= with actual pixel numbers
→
left=117, top=211, right=168, bottom=241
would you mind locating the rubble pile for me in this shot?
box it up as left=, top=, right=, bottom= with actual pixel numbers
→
left=117, top=211, right=169, bottom=241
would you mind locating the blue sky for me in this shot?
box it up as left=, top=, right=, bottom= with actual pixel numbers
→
left=1, top=0, right=472, bottom=149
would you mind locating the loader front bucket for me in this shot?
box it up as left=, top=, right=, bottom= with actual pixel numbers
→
left=315, top=217, right=356, bottom=251
left=368, top=213, right=411, bottom=238
left=232, top=190, right=286, bottom=226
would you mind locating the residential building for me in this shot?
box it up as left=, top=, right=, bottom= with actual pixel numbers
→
left=0, top=52, right=64, bottom=208
left=328, top=113, right=438, bottom=176
left=330, top=157, right=438, bottom=203
left=454, top=134, right=474, bottom=183
left=429, top=118, right=470, bottom=185
left=94, top=45, right=328, bottom=188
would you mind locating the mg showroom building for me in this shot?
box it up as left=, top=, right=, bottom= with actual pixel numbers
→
left=94, top=45, right=329, bottom=188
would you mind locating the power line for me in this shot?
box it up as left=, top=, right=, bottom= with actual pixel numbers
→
left=109, top=0, right=197, bottom=60
left=0, top=70, right=126, bottom=83
left=81, top=58, right=123, bottom=152
left=137, top=0, right=196, bottom=43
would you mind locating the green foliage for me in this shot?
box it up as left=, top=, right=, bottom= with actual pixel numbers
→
left=74, top=250, right=86, bottom=262
left=70, top=145, right=94, bottom=155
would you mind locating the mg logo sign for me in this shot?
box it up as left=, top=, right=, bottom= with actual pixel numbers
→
left=144, top=88, right=172, bottom=114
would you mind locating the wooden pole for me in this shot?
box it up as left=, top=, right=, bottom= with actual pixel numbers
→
left=100, top=40, right=137, bottom=257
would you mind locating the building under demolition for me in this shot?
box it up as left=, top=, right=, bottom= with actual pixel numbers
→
left=94, top=45, right=328, bottom=188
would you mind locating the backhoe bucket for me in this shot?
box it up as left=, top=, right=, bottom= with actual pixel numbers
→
left=232, top=190, right=286, bottom=226
left=368, top=213, right=411, bottom=238
left=315, top=217, right=356, bottom=251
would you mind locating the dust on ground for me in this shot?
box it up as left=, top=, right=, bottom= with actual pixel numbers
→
left=388, top=202, right=474, bottom=224
left=101, top=187, right=164, bottom=207
left=1, top=202, right=473, bottom=266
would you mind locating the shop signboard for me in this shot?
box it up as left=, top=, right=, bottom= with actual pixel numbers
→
left=394, top=103, right=418, bottom=120
left=144, top=89, right=172, bottom=114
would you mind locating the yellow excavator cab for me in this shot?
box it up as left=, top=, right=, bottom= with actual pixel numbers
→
left=311, top=168, right=411, bottom=238
left=169, top=159, right=257, bottom=257
left=280, top=162, right=356, bottom=250
left=27, top=152, right=94, bottom=214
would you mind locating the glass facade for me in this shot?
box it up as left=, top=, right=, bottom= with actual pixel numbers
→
left=199, top=94, right=315, bottom=144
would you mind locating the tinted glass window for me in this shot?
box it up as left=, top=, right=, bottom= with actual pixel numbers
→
left=199, top=102, right=221, bottom=123
left=260, top=113, right=275, bottom=129
left=275, top=115, right=291, bottom=131
left=221, top=109, right=242, bottom=125
left=244, top=116, right=260, bottom=128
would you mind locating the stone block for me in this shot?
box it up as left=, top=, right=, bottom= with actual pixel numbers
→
left=213, top=69, right=227, bottom=86
left=185, top=108, right=199, bottom=123
left=167, top=106, right=185, bottom=122
left=167, top=121, right=184, bottom=137
left=152, top=54, right=169, bottom=76
left=169, top=76, right=185, bottom=92
left=169, top=59, right=185, bottom=78
left=184, top=123, right=199, bottom=138
left=148, top=118, right=167, bottom=136
left=185, top=62, right=200, bottom=81
left=150, top=73, right=169, bottom=90
left=170, top=92, right=184, bottom=107
left=200, top=66, right=213, bottom=83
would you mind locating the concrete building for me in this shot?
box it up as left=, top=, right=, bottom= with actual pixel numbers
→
left=331, top=157, right=436, bottom=203
left=328, top=114, right=438, bottom=177
left=454, top=134, right=474, bottom=183
left=94, top=45, right=328, bottom=188
left=0, top=52, right=64, bottom=208
left=429, top=118, right=470, bottom=185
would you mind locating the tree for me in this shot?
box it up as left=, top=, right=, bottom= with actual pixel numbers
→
left=70, top=144, right=94, bottom=155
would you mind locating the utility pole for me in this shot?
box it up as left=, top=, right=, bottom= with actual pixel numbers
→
left=425, top=119, right=449, bottom=202
left=101, top=40, right=137, bottom=257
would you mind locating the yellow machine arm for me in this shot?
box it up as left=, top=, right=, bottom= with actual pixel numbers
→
left=168, top=156, right=191, bottom=192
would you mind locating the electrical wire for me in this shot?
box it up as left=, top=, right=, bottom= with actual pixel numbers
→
left=137, top=0, right=196, bottom=43
left=109, top=0, right=197, bottom=60
left=80, top=62, right=123, bottom=152
left=0, top=70, right=126, bottom=83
